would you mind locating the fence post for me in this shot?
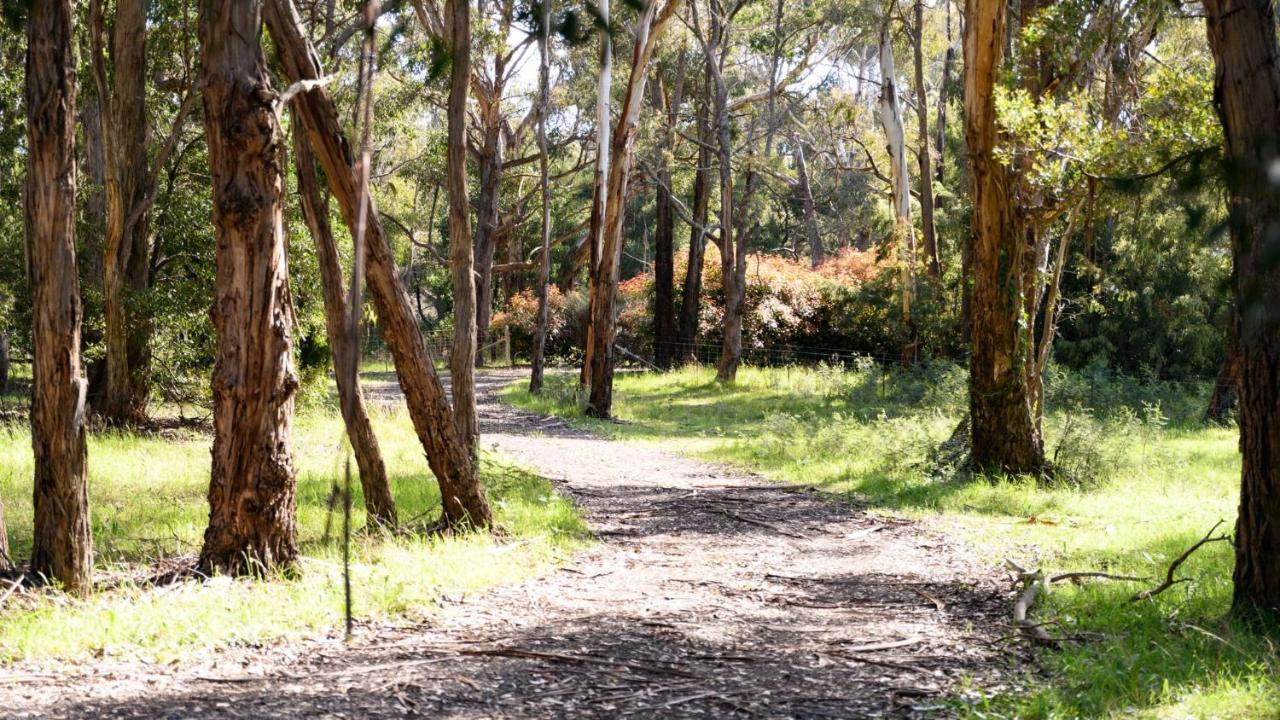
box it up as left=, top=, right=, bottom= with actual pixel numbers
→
left=504, top=325, right=513, bottom=368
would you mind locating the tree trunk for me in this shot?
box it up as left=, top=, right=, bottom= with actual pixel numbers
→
left=912, top=0, right=940, bottom=279
left=25, top=0, right=93, bottom=595
left=0, top=333, right=9, bottom=395
left=963, top=0, right=1045, bottom=475
left=935, top=0, right=955, bottom=184
left=1203, top=0, right=1280, bottom=621
left=446, top=0, right=479, bottom=458
left=196, top=0, right=299, bottom=575
left=473, top=99, right=503, bottom=369
left=586, top=0, right=681, bottom=417
left=651, top=63, right=681, bottom=370
left=293, top=125, right=396, bottom=527
left=676, top=72, right=712, bottom=365
left=794, top=141, right=823, bottom=268
left=91, top=0, right=153, bottom=424
left=529, top=0, right=552, bottom=394
left=0, top=496, right=12, bottom=573
left=264, top=0, right=492, bottom=528
left=581, top=0, right=613, bottom=389
left=1205, top=341, right=1241, bottom=424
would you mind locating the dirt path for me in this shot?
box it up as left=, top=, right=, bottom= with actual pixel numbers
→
left=5, top=370, right=1008, bottom=719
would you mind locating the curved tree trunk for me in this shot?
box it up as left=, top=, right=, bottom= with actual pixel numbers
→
left=1203, top=0, right=1280, bottom=621
left=26, top=0, right=93, bottom=595
left=293, top=125, right=396, bottom=527
left=264, top=0, right=492, bottom=528
left=197, top=0, right=299, bottom=575
left=963, top=0, right=1045, bottom=475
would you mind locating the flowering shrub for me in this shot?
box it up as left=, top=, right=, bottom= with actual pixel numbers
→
left=492, top=246, right=965, bottom=365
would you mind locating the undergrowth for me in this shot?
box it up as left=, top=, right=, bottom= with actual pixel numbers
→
left=0, top=400, right=589, bottom=664
left=505, top=362, right=1278, bottom=719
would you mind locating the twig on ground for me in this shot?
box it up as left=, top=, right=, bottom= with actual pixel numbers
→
left=1132, top=520, right=1230, bottom=602
left=0, top=574, right=25, bottom=608
left=830, top=637, right=923, bottom=652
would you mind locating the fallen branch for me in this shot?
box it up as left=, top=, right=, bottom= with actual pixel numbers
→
left=1132, top=520, right=1230, bottom=602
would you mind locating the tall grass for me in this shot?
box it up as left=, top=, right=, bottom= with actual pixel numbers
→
left=0, top=405, right=589, bottom=664
left=505, top=362, right=1279, bottom=719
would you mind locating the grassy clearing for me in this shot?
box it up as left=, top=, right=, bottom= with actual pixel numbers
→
left=505, top=363, right=1279, bottom=719
left=0, top=392, right=589, bottom=665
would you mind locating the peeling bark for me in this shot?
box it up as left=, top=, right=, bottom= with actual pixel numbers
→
left=26, top=0, right=93, bottom=595
left=196, top=0, right=299, bottom=575
left=963, top=0, right=1046, bottom=474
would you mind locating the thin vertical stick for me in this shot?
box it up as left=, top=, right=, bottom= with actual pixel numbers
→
left=343, top=458, right=353, bottom=639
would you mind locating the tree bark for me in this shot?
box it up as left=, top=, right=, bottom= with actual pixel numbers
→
left=1205, top=339, right=1240, bottom=424
left=264, top=0, right=492, bottom=528
left=935, top=0, right=955, bottom=184
left=963, top=0, right=1046, bottom=475
left=25, top=0, right=93, bottom=595
left=0, top=333, right=9, bottom=396
left=445, top=0, right=479, bottom=458
left=581, top=0, right=613, bottom=390
left=293, top=125, right=396, bottom=527
left=196, top=0, right=299, bottom=575
left=529, top=0, right=553, bottom=393
left=912, top=0, right=940, bottom=279
left=586, top=0, right=681, bottom=416
left=793, top=141, right=823, bottom=268
left=472, top=80, right=504, bottom=368
left=708, top=5, right=744, bottom=384
left=1203, top=0, right=1280, bottom=621
left=651, top=61, right=682, bottom=370
left=91, top=0, right=155, bottom=424
left=676, top=67, right=713, bottom=365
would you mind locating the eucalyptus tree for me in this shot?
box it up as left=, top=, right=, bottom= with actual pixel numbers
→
left=529, top=0, right=554, bottom=392
left=686, top=0, right=824, bottom=382
left=268, top=0, right=493, bottom=528
left=25, top=0, right=93, bottom=594
left=87, top=0, right=198, bottom=424
left=1202, top=0, right=1280, bottom=621
left=584, top=0, right=684, bottom=417
left=196, top=0, right=299, bottom=574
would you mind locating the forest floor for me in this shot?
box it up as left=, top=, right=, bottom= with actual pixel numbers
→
left=4, top=368, right=1012, bottom=719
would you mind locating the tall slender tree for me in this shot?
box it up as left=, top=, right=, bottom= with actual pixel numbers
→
left=529, top=0, right=554, bottom=393
left=26, top=0, right=92, bottom=595
left=1202, top=0, right=1280, bottom=621
left=293, top=124, right=396, bottom=527
left=196, top=0, right=299, bottom=574
left=445, top=0, right=479, bottom=457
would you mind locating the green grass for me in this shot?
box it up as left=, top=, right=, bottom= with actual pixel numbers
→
left=0, top=394, right=589, bottom=664
left=505, top=364, right=1280, bottom=719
